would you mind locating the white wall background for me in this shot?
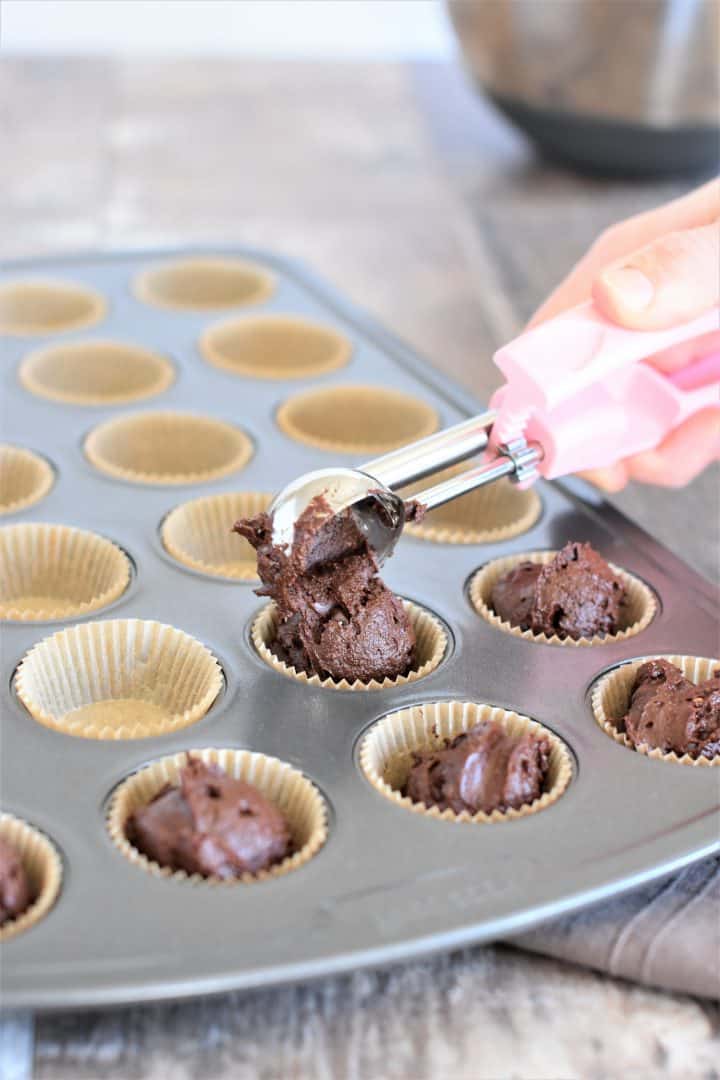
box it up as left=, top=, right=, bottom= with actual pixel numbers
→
left=1, top=0, right=456, bottom=58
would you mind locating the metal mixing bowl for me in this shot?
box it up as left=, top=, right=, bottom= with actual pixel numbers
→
left=447, top=0, right=720, bottom=176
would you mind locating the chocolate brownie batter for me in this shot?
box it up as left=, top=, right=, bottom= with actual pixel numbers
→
left=126, top=758, right=291, bottom=878
left=234, top=495, right=416, bottom=683
left=621, top=659, right=720, bottom=760
left=0, top=837, right=33, bottom=926
left=491, top=542, right=626, bottom=640
left=404, top=720, right=552, bottom=814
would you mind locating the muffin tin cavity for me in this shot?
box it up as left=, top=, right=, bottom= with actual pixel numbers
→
left=0, top=523, right=131, bottom=621
left=251, top=599, right=447, bottom=691
left=201, top=314, right=351, bottom=380
left=0, top=445, right=54, bottom=515
left=470, top=550, right=656, bottom=646
left=15, top=619, right=223, bottom=740
left=0, top=279, right=105, bottom=335
left=0, top=814, right=63, bottom=942
left=591, top=654, right=720, bottom=766
left=107, top=748, right=328, bottom=884
left=134, top=257, right=274, bottom=311
left=359, top=701, right=573, bottom=823
left=276, top=384, right=439, bottom=454
left=402, top=470, right=541, bottom=545
left=19, top=340, right=174, bottom=406
left=84, top=411, right=253, bottom=485
left=162, top=491, right=271, bottom=580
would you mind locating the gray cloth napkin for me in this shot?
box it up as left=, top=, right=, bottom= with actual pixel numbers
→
left=509, top=856, right=720, bottom=999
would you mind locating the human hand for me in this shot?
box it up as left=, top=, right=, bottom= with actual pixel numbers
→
left=529, top=180, right=720, bottom=491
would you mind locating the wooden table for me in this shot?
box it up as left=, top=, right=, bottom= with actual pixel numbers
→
left=2, top=57, right=718, bottom=1078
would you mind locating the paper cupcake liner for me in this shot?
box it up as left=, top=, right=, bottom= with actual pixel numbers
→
left=201, top=313, right=351, bottom=380
left=251, top=599, right=447, bottom=691
left=469, top=550, right=656, bottom=646
left=84, top=411, right=253, bottom=486
left=402, top=470, right=542, bottom=545
left=133, top=257, right=274, bottom=311
left=0, top=814, right=63, bottom=942
left=162, top=491, right=272, bottom=580
left=591, top=654, right=720, bottom=766
left=107, top=747, right=328, bottom=884
left=15, top=619, right=223, bottom=740
left=0, top=279, right=106, bottom=335
left=359, top=700, right=573, bottom=824
left=276, top=384, right=439, bottom=454
left=0, top=445, right=54, bottom=515
left=19, top=340, right=174, bottom=406
left=0, top=523, right=131, bottom=621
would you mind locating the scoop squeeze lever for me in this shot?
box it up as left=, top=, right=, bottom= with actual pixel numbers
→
left=490, top=300, right=720, bottom=479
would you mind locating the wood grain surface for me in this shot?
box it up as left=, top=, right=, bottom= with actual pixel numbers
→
left=1, top=56, right=718, bottom=1079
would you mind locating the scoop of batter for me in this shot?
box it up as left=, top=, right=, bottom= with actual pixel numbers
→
left=491, top=541, right=626, bottom=640
left=404, top=720, right=551, bottom=814
left=126, top=758, right=291, bottom=878
left=622, top=659, right=720, bottom=760
left=0, top=836, right=33, bottom=926
left=235, top=495, right=416, bottom=683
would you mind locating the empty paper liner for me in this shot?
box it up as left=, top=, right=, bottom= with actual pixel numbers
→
left=0, top=279, right=106, bottom=335
left=0, top=445, right=54, bottom=515
left=0, top=814, right=63, bottom=942
left=276, top=384, right=439, bottom=454
left=359, top=701, right=572, bottom=823
left=592, top=654, right=720, bottom=766
left=84, top=411, right=253, bottom=485
left=201, top=314, right=351, bottom=380
left=106, top=747, right=328, bottom=884
left=162, top=491, right=271, bottom=580
left=0, top=523, right=130, bottom=621
left=469, top=550, right=656, bottom=646
left=134, top=257, right=274, bottom=310
left=402, top=470, right=541, bottom=544
left=251, top=599, right=447, bottom=691
left=15, top=619, right=223, bottom=740
left=19, top=340, right=174, bottom=405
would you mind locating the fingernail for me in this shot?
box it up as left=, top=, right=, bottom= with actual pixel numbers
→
left=600, top=267, right=654, bottom=310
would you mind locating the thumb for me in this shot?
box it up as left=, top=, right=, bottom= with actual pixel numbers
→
left=591, top=220, right=720, bottom=330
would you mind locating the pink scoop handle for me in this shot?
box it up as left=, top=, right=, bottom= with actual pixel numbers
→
left=491, top=300, right=720, bottom=478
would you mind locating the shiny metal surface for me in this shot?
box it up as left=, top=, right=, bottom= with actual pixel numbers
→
left=271, top=467, right=406, bottom=566
left=363, top=411, right=495, bottom=488
left=448, top=0, right=720, bottom=175
left=416, top=440, right=543, bottom=512
left=270, top=419, right=540, bottom=562
left=271, top=412, right=496, bottom=563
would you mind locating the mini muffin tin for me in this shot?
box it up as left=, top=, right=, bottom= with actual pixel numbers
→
left=1, top=248, right=718, bottom=1011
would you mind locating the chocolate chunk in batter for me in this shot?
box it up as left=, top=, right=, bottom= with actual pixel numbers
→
left=404, top=719, right=552, bottom=814
left=0, top=837, right=33, bottom=926
left=234, top=495, right=416, bottom=683
left=621, top=658, right=720, bottom=760
left=126, top=757, right=291, bottom=878
left=491, top=542, right=625, bottom=640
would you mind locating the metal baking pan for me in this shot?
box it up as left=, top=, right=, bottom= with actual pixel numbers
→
left=1, top=248, right=717, bottom=1011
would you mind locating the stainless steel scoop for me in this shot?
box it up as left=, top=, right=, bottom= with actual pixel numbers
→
left=270, top=410, right=542, bottom=563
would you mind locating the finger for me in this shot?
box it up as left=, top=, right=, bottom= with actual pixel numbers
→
left=592, top=220, right=720, bottom=330
left=578, top=464, right=630, bottom=492
left=528, top=180, right=720, bottom=328
left=625, top=408, right=720, bottom=487
left=646, top=328, right=720, bottom=374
